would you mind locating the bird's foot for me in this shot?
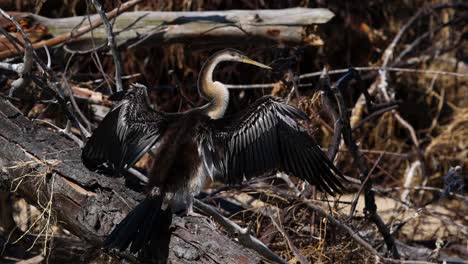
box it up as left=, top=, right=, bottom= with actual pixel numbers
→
left=184, top=206, right=204, bottom=217
left=186, top=211, right=204, bottom=217
left=174, top=204, right=203, bottom=217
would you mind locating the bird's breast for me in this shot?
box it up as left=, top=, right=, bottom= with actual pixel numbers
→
left=148, top=113, right=208, bottom=195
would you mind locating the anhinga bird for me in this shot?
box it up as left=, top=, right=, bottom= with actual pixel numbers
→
left=81, top=49, right=346, bottom=255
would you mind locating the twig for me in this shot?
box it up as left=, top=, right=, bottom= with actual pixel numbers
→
left=374, top=187, right=468, bottom=238
left=266, top=207, right=308, bottom=263
left=351, top=104, right=399, bottom=131
left=86, top=73, right=141, bottom=85
left=0, top=9, right=34, bottom=96
left=126, top=167, right=149, bottom=184
left=303, top=201, right=434, bottom=264
left=31, top=70, right=91, bottom=140
left=392, top=18, right=463, bottom=66
left=224, top=66, right=467, bottom=89
left=33, top=119, right=83, bottom=147
left=43, top=45, right=51, bottom=67
left=91, top=0, right=123, bottom=92
left=349, top=154, right=384, bottom=218
left=394, top=112, right=419, bottom=146
left=0, top=27, right=22, bottom=53
left=377, top=186, right=467, bottom=203
left=168, top=70, right=195, bottom=107
left=0, top=61, right=24, bottom=72
left=380, top=7, right=426, bottom=71
left=193, top=199, right=287, bottom=264
left=309, top=200, right=382, bottom=253
left=354, top=149, right=410, bottom=158
left=62, top=52, right=92, bottom=132
left=319, top=68, right=342, bottom=161
left=71, top=86, right=113, bottom=106
left=389, top=208, right=424, bottom=236
left=285, top=70, right=300, bottom=103
left=393, top=112, right=426, bottom=179
left=401, top=161, right=422, bottom=206
left=427, top=74, right=443, bottom=133
left=275, top=172, right=300, bottom=196
left=302, top=67, right=468, bottom=79
left=16, top=255, right=45, bottom=264
left=81, top=0, right=113, bottom=94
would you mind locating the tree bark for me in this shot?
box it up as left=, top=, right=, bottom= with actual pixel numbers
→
left=0, top=99, right=264, bottom=263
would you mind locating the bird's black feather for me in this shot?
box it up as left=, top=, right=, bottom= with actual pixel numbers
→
left=210, top=95, right=346, bottom=194
left=104, top=196, right=172, bottom=257
left=81, top=84, right=176, bottom=174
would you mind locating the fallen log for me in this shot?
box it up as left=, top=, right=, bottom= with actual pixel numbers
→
left=4, top=7, right=333, bottom=54
left=0, top=98, right=264, bottom=263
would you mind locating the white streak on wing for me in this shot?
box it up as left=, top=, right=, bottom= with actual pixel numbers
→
left=198, top=143, right=214, bottom=181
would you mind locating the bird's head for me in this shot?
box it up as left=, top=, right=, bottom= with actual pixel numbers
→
left=214, top=49, right=272, bottom=70
left=198, top=49, right=271, bottom=119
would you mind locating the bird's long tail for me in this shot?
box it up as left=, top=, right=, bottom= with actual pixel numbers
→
left=104, top=196, right=172, bottom=256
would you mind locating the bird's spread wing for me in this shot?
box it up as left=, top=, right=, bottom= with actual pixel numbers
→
left=82, top=84, right=175, bottom=174
left=210, top=96, right=346, bottom=194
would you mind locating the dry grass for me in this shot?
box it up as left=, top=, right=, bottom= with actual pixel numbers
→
left=4, top=158, right=60, bottom=257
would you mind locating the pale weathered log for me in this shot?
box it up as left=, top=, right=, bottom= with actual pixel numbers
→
left=21, top=8, right=333, bottom=49
left=0, top=99, right=264, bottom=263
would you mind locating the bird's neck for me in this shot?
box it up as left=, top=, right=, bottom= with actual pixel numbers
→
left=198, top=54, right=230, bottom=119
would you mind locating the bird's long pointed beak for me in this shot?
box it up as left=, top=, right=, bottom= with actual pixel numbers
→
left=241, top=57, right=272, bottom=70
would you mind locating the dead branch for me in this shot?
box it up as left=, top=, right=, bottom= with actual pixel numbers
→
left=0, top=9, right=33, bottom=96
left=349, top=154, right=384, bottom=218
left=225, top=66, right=468, bottom=89
left=30, top=50, right=91, bottom=140
left=320, top=69, right=400, bottom=258
left=91, top=0, right=123, bottom=92
left=71, top=86, right=113, bottom=107
left=0, top=12, right=92, bottom=139
left=33, top=119, right=83, bottom=147
left=0, top=0, right=142, bottom=60
left=194, top=199, right=287, bottom=264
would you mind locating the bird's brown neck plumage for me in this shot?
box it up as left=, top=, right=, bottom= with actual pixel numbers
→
left=198, top=53, right=230, bottom=120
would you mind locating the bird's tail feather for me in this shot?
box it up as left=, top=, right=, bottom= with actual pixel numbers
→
left=104, top=196, right=172, bottom=258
